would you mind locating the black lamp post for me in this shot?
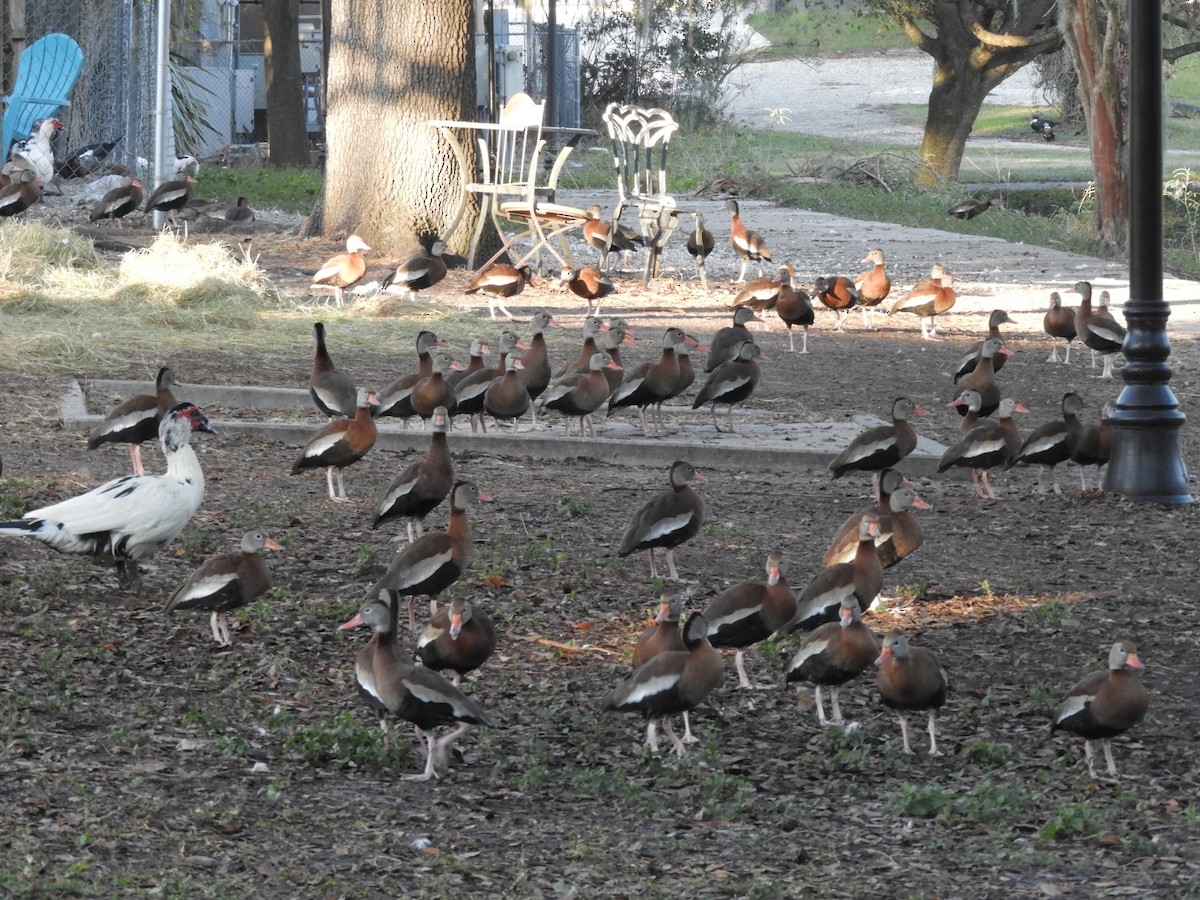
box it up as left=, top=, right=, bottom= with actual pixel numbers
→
left=1103, top=0, right=1193, bottom=504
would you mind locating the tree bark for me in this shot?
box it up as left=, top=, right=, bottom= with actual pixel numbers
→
left=264, top=0, right=310, bottom=168
left=1059, top=0, right=1127, bottom=250
left=916, top=61, right=996, bottom=189
left=307, top=0, right=477, bottom=257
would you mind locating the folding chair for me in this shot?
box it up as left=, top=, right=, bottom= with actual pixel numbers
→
left=603, top=103, right=687, bottom=283
left=2, top=33, right=84, bottom=159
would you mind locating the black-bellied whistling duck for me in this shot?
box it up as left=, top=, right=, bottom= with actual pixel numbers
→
left=692, top=340, right=766, bottom=433
left=87, top=365, right=178, bottom=475
left=619, top=460, right=706, bottom=582
left=656, top=334, right=705, bottom=423
left=411, top=352, right=462, bottom=422
left=561, top=316, right=610, bottom=377
left=855, top=248, right=891, bottom=329
left=952, top=337, right=1010, bottom=417
left=573, top=323, right=634, bottom=397
left=785, top=514, right=883, bottom=634
left=312, top=234, right=371, bottom=306
left=291, top=387, right=377, bottom=502
left=1052, top=640, right=1149, bottom=778
left=373, top=405, right=453, bottom=541
left=1044, top=291, right=1077, bottom=363
left=560, top=266, right=616, bottom=316
left=823, top=467, right=905, bottom=568
left=1071, top=400, right=1113, bottom=491
left=813, top=275, right=859, bottom=333
left=164, top=529, right=281, bottom=646
left=876, top=627, right=949, bottom=755
left=143, top=175, right=197, bottom=226
left=583, top=204, right=642, bottom=269
left=456, top=331, right=527, bottom=433
left=725, top=198, right=772, bottom=283
left=89, top=176, right=144, bottom=226
left=603, top=611, right=723, bottom=756
left=384, top=239, right=449, bottom=297
left=786, top=596, right=880, bottom=727
left=1071, top=281, right=1125, bottom=378
left=308, top=322, right=357, bottom=418
left=465, top=263, right=532, bottom=320
left=889, top=270, right=956, bottom=339
left=608, top=327, right=696, bottom=436
left=1008, top=391, right=1085, bottom=496
left=732, top=265, right=785, bottom=312
left=629, top=593, right=697, bottom=744
left=484, top=354, right=529, bottom=430
left=947, top=196, right=1003, bottom=219
left=829, top=397, right=927, bottom=490
left=706, top=305, right=763, bottom=372
left=224, top=196, right=254, bottom=222
left=703, top=549, right=797, bottom=689
left=519, top=310, right=560, bottom=422
left=686, top=211, right=714, bottom=288
left=540, top=352, right=620, bottom=437
left=369, top=480, right=490, bottom=632
left=447, top=338, right=489, bottom=393
left=375, top=330, right=447, bottom=420
left=953, top=309, right=1015, bottom=381
left=1, top=403, right=216, bottom=591
left=874, top=485, right=929, bottom=569
left=949, top=389, right=984, bottom=433
left=938, top=396, right=1027, bottom=500
left=776, top=273, right=815, bottom=353
left=823, top=476, right=930, bottom=570
left=416, top=597, right=497, bottom=686
left=0, top=169, right=42, bottom=217
left=340, top=598, right=492, bottom=780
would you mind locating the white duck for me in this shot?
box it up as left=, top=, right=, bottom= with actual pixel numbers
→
left=11, top=117, right=61, bottom=189
left=0, top=402, right=216, bottom=590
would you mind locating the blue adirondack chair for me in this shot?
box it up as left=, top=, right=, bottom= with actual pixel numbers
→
left=2, top=33, right=84, bottom=159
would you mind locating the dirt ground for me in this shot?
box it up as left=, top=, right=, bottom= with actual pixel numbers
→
left=2, top=185, right=1200, bottom=897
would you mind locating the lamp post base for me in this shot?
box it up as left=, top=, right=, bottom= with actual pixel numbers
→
left=1104, top=384, right=1192, bottom=504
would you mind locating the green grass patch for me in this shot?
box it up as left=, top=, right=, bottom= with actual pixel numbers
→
left=198, top=165, right=322, bottom=215
left=746, top=9, right=912, bottom=58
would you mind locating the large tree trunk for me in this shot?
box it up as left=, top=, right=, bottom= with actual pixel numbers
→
left=1059, top=0, right=1127, bottom=250
left=263, top=1, right=310, bottom=169
left=894, top=1, right=1062, bottom=189
left=307, top=0, right=477, bottom=257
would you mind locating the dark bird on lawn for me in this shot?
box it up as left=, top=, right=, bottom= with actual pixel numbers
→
left=143, top=175, right=197, bottom=226
left=0, top=403, right=216, bottom=591
left=692, top=340, right=766, bottom=433
left=703, top=550, right=797, bottom=689
left=465, top=263, right=533, bottom=320
left=619, top=460, right=706, bottom=582
left=726, top=197, right=772, bottom=283
left=368, top=480, right=490, bottom=633
left=89, top=176, right=144, bottom=226
left=0, top=168, right=42, bottom=217
left=603, top=612, right=723, bottom=756
left=937, top=396, right=1028, bottom=500
left=732, top=265, right=786, bottom=312
left=583, top=204, right=643, bottom=269
left=823, top=471, right=930, bottom=570
left=686, top=211, right=714, bottom=288
left=540, top=352, right=620, bottom=437
left=707, top=305, right=763, bottom=372
left=1030, top=115, right=1057, bottom=141
left=608, top=327, right=696, bottom=436
left=56, top=139, right=120, bottom=178
left=455, top=331, right=526, bottom=433
left=416, top=597, right=497, bottom=687
left=630, top=593, right=699, bottom=745
left=373, top=405, right=454, bottom=541
left=786, top=514, right=883, bottom=634
left=560, top=266, right=617, bottom=317
left=947, top=196, right=1004, bottom=220
left=1044, top=291, right=1077, bottom=363
left=953, top=309, right=1015, bottom=381
left=888, top=267, right=955, bottom=339
left=855, top=248, right=891, bottom=329
left=813, top=275, right=859, bottom=333
left=561, top=316, right=610, bottom=377
left=519, top=310, right=560, bottom=423
left=409, top=352, right=462, bottom=423
left=448, top=338, right=489, bottom=393
left=290, top=387, right=377, bottom=502
left=1070, top=280, right=1125, bottom=379
left=1052, top=640, right=1148, bottom=778
left=224, top=196, right=255, bottom=222
left=829, top=397, right=927, bottom=491
left=311, top=234, right=371, bottom=306
left=308, top=321, right=358, bottom=418
left=786, top=596, right=880, bottom=727
left=375, top=330, right=449, bottom=421
left=164, top=529, right=281, bottom=646
left=87, top=365, right=178, bottom=475
left=1071, top=400, right=1114, bottom=492
left=876, top=627, right=949, bottom=756
left=776, top=272, right=815, bottom=353
left=951, top=337, right=1011, bottom=417
left=383, top=239, right=449, bottom=297
left=484, top=354, right=530, bottom=431
left=1008, top=391, right=1085, bottom=496
left=341, top=598, right=493, bottom=781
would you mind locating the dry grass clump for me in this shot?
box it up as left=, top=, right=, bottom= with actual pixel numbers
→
left=116, top=231, right=282, bottom=310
